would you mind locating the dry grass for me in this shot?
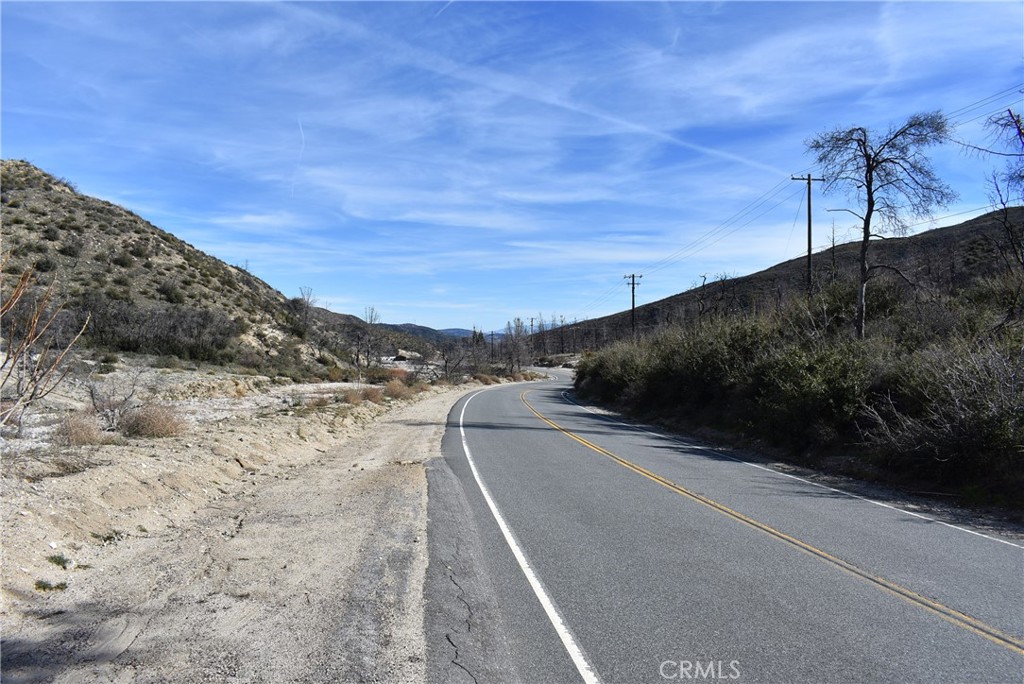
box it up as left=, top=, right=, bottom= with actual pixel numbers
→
left=306, top=395, right=332, bottom=408
left=56, top=411, right=114, bottom=446
left=121, top=404, right=186, bottom=438
left=361, top=387, right=385, bottom=404
left=383, top=379, right=413, bottom=400
left=341, top=389, right=363, bottom=405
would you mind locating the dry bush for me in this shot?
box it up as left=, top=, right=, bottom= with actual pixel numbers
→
left=306, top=395, right=332, bottom=408
left=361, top=387, right=384, bottom=404
left=1, top=258, right=89, bottom=434
left=121, top=404, right=186, bottom=438
left=341, top=389, right=363, bottom=405
left=56, top=411, right=113, bottom=446
left=87, top=369, right=143, bottom=431
left=383, top=379, right=413, bottom=400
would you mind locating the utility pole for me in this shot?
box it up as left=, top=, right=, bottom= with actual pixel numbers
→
left=624, top=273, right=642, bottom=336
left=792, top=174, right=824, bottom=296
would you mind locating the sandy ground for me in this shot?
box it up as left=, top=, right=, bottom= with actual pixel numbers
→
left=1, top=364, right=479, bottom=683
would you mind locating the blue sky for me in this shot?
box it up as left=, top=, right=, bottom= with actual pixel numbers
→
left=3, top=2, right=1022, bottom=332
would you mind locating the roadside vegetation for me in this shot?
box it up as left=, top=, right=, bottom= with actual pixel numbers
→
left=575, top=268, right=1022, bottom=506
left=576, top=110, right=1024, bottom=509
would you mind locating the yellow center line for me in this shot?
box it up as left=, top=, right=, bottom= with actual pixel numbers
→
left=520, top=390, right=1024, bottom=656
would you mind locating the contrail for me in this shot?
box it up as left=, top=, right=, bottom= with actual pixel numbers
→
left=434, top=1, right=455, bottom=18
left=331, top=16, right=786, bottom=176
left=290, top=116, right=306, bottom=198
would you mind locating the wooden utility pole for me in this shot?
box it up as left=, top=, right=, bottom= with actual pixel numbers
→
left=624, top=274, right=642, bottom=335
left=792, top=174, right=825, bottom=296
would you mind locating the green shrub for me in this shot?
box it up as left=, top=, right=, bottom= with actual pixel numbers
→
left=58, top=238, right=83, bottom=257
left=129, top=242, right=150, bottom=258
left=34, top=256, right=56, bottom=273
left=750, top=339, right=870, bottom=449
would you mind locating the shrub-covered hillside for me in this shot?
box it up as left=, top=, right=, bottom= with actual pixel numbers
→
left=0, top=160, right=437, bottom=377
left=575, top=208, right=1024, bottom=508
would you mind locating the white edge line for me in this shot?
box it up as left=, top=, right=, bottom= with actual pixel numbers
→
left=459, top=390, right=602, bottom=684
left=560, top=391, right=1024, bottom=551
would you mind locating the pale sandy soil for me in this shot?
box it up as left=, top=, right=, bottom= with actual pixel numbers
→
left=1, top=364, right=479, bottom=683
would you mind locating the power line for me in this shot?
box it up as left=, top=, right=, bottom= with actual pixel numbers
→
left=902, top=205, right=999, bottom=231
left=947, top=84, right=1023, bottom=129
left=575, top=278, right=628, bottom=318
left=947, top=83, right=1023, bottom=121
left=644, top=178, right=801, bottom=277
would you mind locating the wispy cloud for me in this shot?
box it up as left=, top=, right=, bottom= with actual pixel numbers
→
left=3, top=1, right=1019, bottom=329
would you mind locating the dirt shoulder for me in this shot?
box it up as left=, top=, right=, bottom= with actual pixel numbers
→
left=1, top=367, right=479, bottom=683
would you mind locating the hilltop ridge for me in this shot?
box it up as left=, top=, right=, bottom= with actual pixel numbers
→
left=0, top=160, right=441, bottom=375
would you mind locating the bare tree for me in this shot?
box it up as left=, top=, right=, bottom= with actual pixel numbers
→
left=439, top=339, right=468, bottom=382
left=983, top=110, right=1024, bottom=274
left=88, top=368, right=144, bottom=432
left=363, top=306, right=381, bottom=368
left=807, top=112, right=957, bottom=338
left=1, top=261, right=89, bottom=433
left=988, top=108, right=1024, bottom=195
left=504, top=317, right=528, bottom=372
left=535, top=313, right=548, bottom=356
left=298, top=286, right=316, bottom=336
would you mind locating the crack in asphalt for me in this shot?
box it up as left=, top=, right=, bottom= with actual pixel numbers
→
left=448, top=564, right=474, bottom=634
left=443, top=547, right=479, bottom=684
left=445, top=633, right=480, bottom=684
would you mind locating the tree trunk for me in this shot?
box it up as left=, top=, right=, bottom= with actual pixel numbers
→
left=857, top=197, right=874, bottom=340
left=856, top=223, right=869, bottom=340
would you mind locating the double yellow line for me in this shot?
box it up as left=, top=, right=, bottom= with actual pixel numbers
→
left=520, top=390, right=1024, bottom=657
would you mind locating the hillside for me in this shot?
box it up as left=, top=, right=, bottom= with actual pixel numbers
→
left=0, top=160, right=440, bottom=375
left=570, top=207, right=1024, bottom=506
left=543, top=207, right=1024, bottom=349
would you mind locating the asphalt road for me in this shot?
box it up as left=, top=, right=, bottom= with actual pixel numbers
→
left=425, top=371, right=1024, bottom=683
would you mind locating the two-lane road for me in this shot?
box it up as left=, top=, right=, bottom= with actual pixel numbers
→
left=425, top=371, right=1023, bottom=683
